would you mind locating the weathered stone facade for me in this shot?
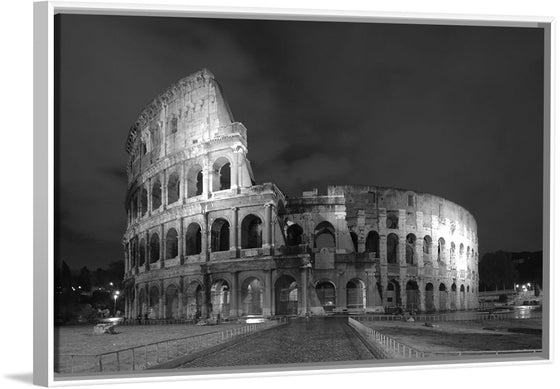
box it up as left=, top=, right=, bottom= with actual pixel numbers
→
left=122, top=69, right=479, bottom=320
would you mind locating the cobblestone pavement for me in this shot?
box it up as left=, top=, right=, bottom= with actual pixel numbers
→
left=179, top=317, right=376, bottom=368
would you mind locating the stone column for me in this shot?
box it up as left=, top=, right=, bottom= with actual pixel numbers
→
left=419, top=280, right=426, bottom=312
left=145, top=231, right=150, bottom=271
left=179, top=217, right=184, bottom=265
left=337, top=272, right=346, bottom=311
left=159, top=280, right=165, bottom=319
left=203, top=158, right=210, bottom=200
left=415, top=239, right=424, bottom=267
left=400, top=276, right=408, bottom=309
left=178, top=277, right=184, bottom=319
left=263, top=203, right=272, bottom=248
left=431, top=241, right=439, bottom=268
left=456, top=286, right=461, bottom=311
left=147, top=177, right=152, bottom=215
left=160, top=224, right=165, bottom=268
left=300, top=266, right=308, bottom=316
left=181, top=161, right=186, bottom=204
left=162, top=169, right=168, bottom=209
left=231, top=148, right=239, bottom=191
left=398, top=237, right=406, bottom=266
left=380, top=274, right=388, bottom=308
left=434, top=286, right=440, bottom=312
left=365, top=271, right=376, bottom=311
left=230, top=207, right=239, bottom=253
left=230, top=271, right=238, bottom=317
left=264, top=270, right=272, bottom=317
left=379, top=234, right=388, bottom=265
left=134, top=284, right=139, bottom=318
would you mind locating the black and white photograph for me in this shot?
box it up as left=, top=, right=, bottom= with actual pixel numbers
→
left=43, top=4, right=550, bottom=384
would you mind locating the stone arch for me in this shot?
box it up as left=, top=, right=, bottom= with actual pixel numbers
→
left=406, top=280, right=420, bottom=312
left=406, top=233, right=416, bottom=265
left=387, top=233, right=399, bottom=264
left=165, top=284, right=179, bottom=319
left=140, top=186, right=148, bottom=216
left=138, top=288, right=147, bottom=317
left=459, top=243, right=465, bottom=267
left=425, top=283, right=435, bottom=312
left=240, top=276, right=264, bottom=316
left=275, top=275, right=298, bottom=316
left=166, top=228, right=178, bottom=259
left=460, top=284, right=466, bottom=310
left=315, top=280, right=336, bottom=312
left=241, top=214, right=262, bottom=249
left=365, top=230, right=379, bottom=257
left=139, top=238, right=146, bottom=266
left=386, top=211, right=399, bottom=229
left=212, top=156, right=231, bottom=191
left=211, top=279, right=230, bottom=318
left=186, top=164, right=203, bottom=198
left=130, top=237, right=137, bottom=268
left=286, top=223, right=303, bottom=246
left=314, top=221, right=336, bottom=249
left=346, top=279, right=366, bottom=309
left=350, top=231, right=359, bottom=252
left=152, top=180, right=162, bottom=210
left=423, top=235, right=432, bottom=260
left=386, top=280, right=400, bottom=307
left=149, top=286, right=159, bottom=319
left=149, top=233, right=160, bottom=263
left=211, top=218, right=230, bottom=252
left=450, top=283, right=457, bottom=310
left=185, top=223, right=202, bottom=255
left=438, top=283, right=447, bottom=311
left=167, top=171, right=180, bottom=204
left=437, top=238, right=446, bottom=266
left=185, top=281, right=204, bottom=320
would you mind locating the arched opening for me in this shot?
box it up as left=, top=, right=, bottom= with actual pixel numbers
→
left=423, top=235, right=432, bottom=264
left=386, top=211, right=399, bottom=229
left=450, top=283, right=457, bottom=310
left=185, top=223, right=202, bottom=255
left=140, top=187, right=148, bottom=216
left=186, top=165, right=203, bottom=198
left=438, top=238, right=446, bottom=266
left=459, top=244, right=465, bottom=268
left=365, top=231, right=379, bottom=257
left=460, top=284, right=466, bottom=310
left=149, top=286, right=159, bottom=319
left=167, top=172, right=180, bottom=204
left=165, top=228, right=178, bottom=259
left=275, top=275, right=298, bottom=315
left=286, top=223, right=303, bottom=246
left=406, top=280, right=420, bottom=312
left=185, top=282, right=204, bottom=320
left=149, top=233, right=160, bottom=263
left=138, top=288, right=147, bottom=317
left=139, top=238, right=146, bottom=266
left=314, top=221, right=336, bottom=249
left=439, top=283, right=447, bottom=311
left=316, top=281, right=336, bottom=312
left=152, top=180, right=162, bottom=210
left=425, top=283, right=435, bottom=312
left=387, top=233, right=399, bottom=264
left=386, top=280, right=400, bottom=307
left=406, top=234, right=416, bottom=265
left=212, top=158, right=231, bottom=191
left=241, top=214, right=262, bottom=249
left=346, top=279, right=366, bottom=309
left=350, top=232, right=359, bottom=252
left=211, top=219, right=230, bottom=252
left=130, top=238, right=137, bottom=268
left=240, top=277, right=264, bottom=316
left=165, top=284, right=179, bottom=319
left=211, top=280, right=230, bottom=318
left=131, top=193, right=138, bottom=220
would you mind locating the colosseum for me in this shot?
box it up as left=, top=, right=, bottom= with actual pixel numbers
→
left=122, top=69, right=479, bottom=320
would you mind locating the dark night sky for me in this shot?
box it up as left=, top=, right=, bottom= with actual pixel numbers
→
left=55, top=14, right=544, bottom=271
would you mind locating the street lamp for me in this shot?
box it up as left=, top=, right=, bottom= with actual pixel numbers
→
left=113, top=290, right=120, bottom=317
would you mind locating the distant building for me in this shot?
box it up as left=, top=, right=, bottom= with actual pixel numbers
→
left=122, top=69, right=479, bottom=319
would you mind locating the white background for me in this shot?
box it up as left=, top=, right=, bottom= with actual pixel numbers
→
left=1, top=0, right=557, bottom=388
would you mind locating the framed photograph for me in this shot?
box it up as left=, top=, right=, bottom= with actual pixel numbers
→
left=33, top=1, right=554, bottom=387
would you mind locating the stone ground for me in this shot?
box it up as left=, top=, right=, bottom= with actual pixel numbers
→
left=178, top=317, right=375, bottom=369
left=55, top=323, right=245, bottom=355
left=362, top=318, right=543, bottom=353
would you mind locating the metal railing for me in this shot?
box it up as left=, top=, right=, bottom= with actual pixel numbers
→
left=55, top=318, right=286, bottom=374
left=428, top=349, right=543, bottom=357
left=355, top=311, right=516, bottom=322
left=348, top=317, right=424, bottom=359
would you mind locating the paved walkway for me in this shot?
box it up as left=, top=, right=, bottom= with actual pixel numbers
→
left=179, top=317, right=375, bottom=368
